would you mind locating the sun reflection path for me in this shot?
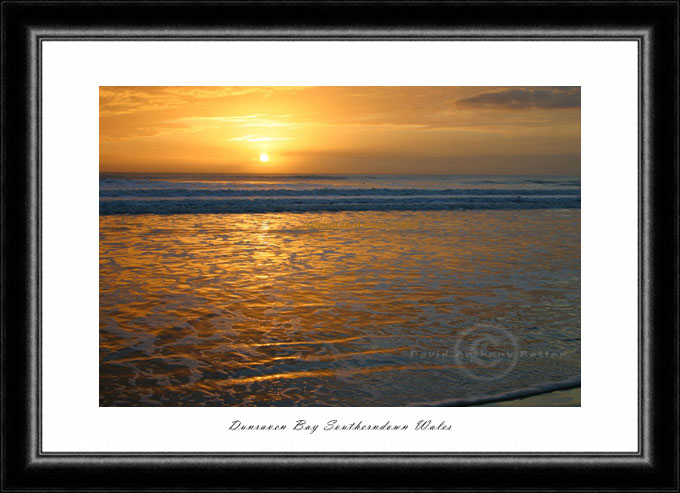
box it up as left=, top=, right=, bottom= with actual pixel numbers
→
left=99, top=209, right=580, bottom=406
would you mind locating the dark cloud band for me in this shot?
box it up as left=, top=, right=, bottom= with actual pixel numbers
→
left=456, top=87, right=581, bottom=110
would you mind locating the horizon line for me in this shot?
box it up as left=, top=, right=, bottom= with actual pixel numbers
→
left=99, top=171, right=581, bottom=177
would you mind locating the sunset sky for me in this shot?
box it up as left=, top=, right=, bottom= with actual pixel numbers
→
left=100, top=86, right=580, bottom=175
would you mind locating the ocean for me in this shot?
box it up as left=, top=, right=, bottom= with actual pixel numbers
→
left=99, top=174, right=580, bottom=406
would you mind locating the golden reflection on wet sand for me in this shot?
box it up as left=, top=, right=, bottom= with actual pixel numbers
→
left=100, top=209, right=580, bottom=406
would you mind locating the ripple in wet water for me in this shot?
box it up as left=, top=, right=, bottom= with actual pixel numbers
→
left=99, top=209, right=580, bottom=406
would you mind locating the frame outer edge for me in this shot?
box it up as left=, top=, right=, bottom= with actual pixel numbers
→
left=1, top=1, right=678, bottom=491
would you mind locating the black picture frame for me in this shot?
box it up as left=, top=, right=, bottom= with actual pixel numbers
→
left=2, top=1, right=678, bottom=491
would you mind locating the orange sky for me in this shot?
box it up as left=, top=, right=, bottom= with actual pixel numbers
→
left=100, top=86, right=580, bottom=175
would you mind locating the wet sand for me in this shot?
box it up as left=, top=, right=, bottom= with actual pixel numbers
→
left=100, top=209, right=580, bottom=406
left=483, top=387, right=580, bottom=407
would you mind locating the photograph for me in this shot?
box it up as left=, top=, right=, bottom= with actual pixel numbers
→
left=5, top=0, right=678, bottom=489
left=99, top=86, right=581, bottom=407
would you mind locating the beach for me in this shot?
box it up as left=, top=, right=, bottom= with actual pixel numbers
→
left=483, top=387, right=581, bottom=407
left=99, top=174, right=581, bottom=406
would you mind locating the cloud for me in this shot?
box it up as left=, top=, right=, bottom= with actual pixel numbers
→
left=228, top=135, right=296, bottom=142
left=185, top=114, right=303, bottom=129
left=99, top=120, right=207, bottom=142
left=99, top=87, right=306, bottom=116
left=455, top=87, right=580, bottom=110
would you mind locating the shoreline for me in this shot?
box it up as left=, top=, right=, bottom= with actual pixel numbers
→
left=481, top=386, right=581, bottom=407
left=410, top=377, right=581, bottom=407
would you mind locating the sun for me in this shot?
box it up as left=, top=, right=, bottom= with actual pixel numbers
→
left=259, top=153, right=269, bottom=163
